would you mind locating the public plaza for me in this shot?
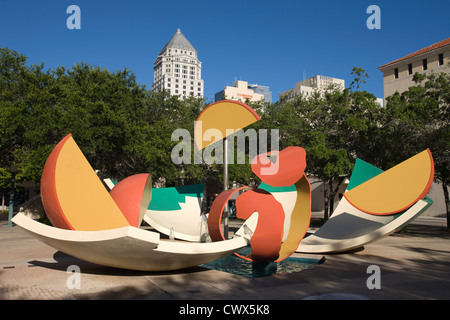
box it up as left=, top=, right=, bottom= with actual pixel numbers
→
left=1, top=212, right=449, bottom=301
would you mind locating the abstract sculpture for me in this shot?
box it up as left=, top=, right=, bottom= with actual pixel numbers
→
left=208, top=147, right=312, bottom=262
left=13, top=133, right=247, bottom=271
left=11, top=100, right=435, bottom=273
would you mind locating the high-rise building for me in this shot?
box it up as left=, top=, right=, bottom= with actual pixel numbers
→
left=152, top=29, right=204, bottom=99
left=279, top=75, right=345, bottom=102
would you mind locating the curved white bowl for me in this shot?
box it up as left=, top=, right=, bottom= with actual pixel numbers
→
left=11, top=213, right=247, bottom=271
left=296, top=197, right=432, bottom=254
left=144, top=197, right=206, bottom=242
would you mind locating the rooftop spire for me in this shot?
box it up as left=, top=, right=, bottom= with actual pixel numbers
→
left=159, top=28, right=197, bottom=55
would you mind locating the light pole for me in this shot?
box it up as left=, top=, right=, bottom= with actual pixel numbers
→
left=8, top=165, right=17, bottom=227
left=223, top=138, right=229, bottom=239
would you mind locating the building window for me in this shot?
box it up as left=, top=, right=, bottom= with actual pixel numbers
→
left=394, top=68, right=399, bottom=79
left=423, top=59, right=428, bottom=71
left=408, top=64, right=413, bottom=75
left=439, top=53, right=444, bottom=66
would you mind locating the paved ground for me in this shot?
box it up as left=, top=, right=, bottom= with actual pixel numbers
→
left=1, top=214, right=450, bottom=302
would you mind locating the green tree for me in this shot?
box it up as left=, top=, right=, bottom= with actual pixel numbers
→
left=386, top=71, right=450, bottom=228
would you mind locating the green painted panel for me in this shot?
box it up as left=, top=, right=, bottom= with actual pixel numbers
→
left=257, top=182, right=296, bottom=193
left=148, top=183, right=204, bottom=211
left=346, top=158, right=384, bottom=191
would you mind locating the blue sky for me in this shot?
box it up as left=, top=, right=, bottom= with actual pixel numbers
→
left=1, top=0, right=449, bottom=102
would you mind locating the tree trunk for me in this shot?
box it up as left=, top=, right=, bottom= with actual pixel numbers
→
left=323, top=180, right=329, bottom=221
left=443, top=181, right=449, bottom=231
left=329, top=177, right=345, bottom=217
left=328, top=179, right=335, bottom=217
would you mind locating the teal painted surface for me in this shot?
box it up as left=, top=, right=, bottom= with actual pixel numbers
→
left=110, top=180, right=204, bottom=211
left=148, top=183, right=204, bottom=211
left=257, top=182, right=296, bottom=193
left=346, top=158, right=384, bottom=191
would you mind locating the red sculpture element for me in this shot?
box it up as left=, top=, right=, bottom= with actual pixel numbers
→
left=110, top=173, right=153, bottom=227
left=235, top=189, right=285, bottom=262
left=207, top=186, right=251, bottom=242
left=207, top=146, right=311, bottom=263
left=251, top=146, right=306, bottom=187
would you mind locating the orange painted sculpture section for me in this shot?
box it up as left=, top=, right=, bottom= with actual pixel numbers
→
left=235, top=189, right=285, bottom=262
left=40, top=134, right=145, bottom=231
left=110, top=173, right=153, bottom=227
left=194, top=100, right=261, bottom=150
left=344, top=149, right=434, bottom=215
left=277, top=175, right=311, bottom=262
left=251, top=146, right=307, bottom=187
left=208, top=187, right=251, bottom=242
left=208, top=146, right=310, bottom=262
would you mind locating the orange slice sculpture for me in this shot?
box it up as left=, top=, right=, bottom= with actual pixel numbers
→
left=251, top=146, right=306, bottom=187
left=110, top=173, right=153, bottom=228
left=343, top=149, right=434, bottom=215
left=194, top=100, right=260, bottom=150
left=40, top=134, right=130, bottom=230
left=208, top=186, right=251, bottom=242
left=207, top=145, right=311, bottom=262
left=236, top=189, right=285, bottom=262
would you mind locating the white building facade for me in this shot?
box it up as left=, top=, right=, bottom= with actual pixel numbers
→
left=152, top=29, right=204, bottom=99
left=280, top=75, right=345, bottom=102
left=214, top=80, right=265, bottom=103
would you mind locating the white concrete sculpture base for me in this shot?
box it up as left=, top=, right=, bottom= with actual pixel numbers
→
left=11, top=213, right=247, bottom=271
left=144, top=196, right=206, bottom=242
left=296, top=197, right=432, bottom=254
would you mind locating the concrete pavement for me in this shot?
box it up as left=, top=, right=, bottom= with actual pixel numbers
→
left=1, top=215, right=450, bottom=301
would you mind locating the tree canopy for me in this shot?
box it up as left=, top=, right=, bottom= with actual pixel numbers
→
left=0, top=47, right=448, bottom=224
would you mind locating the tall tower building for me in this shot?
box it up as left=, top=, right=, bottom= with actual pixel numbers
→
left=152, top=29, right=204, bottom=99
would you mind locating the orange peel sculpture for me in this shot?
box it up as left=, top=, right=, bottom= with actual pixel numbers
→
left=13, top=100, right=435, bottom=272
left=235, top=189, right=285, bottom=262
left=251, top=146, right=307, bottom=187
left=208, top=146, right=311, bottom=262
left=343, top=149, right=434, bottom=215
left=110, top=173, right=153, bottom=227
left=40, top=134, right=131, bottom=231
left=194, top=100, right=261, bottom=150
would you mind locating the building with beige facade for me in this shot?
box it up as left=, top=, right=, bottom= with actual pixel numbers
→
left=378, top=38, right=450, bottom=101
left=378, top=37, right=449, bottom=218
left=214, top=80, right=265, bottom=103
left=152, top=29, right=204, bottom=99
left=279, top=75, right=345, bottom=102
